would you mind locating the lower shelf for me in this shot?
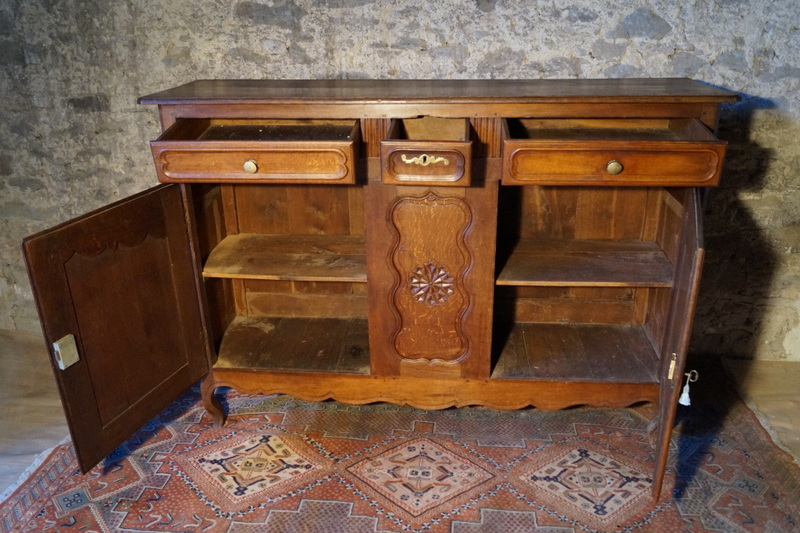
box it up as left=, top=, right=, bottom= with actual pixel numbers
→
left=215, top=318, right=660, bottom=383
left=492, top=323, right=660, bottom=383
left=215, top=316, right=370, bottom=374
left=209, top=317, right=662, bottom=412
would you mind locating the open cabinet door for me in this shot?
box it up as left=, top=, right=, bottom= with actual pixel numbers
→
left=23, top=184, right=210, bottom=472
left=651, top=189, right=705, bottom=499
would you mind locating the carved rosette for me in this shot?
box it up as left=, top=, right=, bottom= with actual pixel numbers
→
left=409, top=263, right=454, bottom=305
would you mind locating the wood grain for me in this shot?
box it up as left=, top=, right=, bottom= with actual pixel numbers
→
left=652, top=189, right=704, bottom=499
left=496, top=238, right=674, bottom=287
left=215, top=316, right=370, bottom=374
left=366, top=182, right=497, bottom=379
left=492, top=323, right=659, bottom=382
left=140, top=79, right=738, bottom=105
left=203, top=369, right=660, bottom=412
left=203, top=233, right=366, bottom=282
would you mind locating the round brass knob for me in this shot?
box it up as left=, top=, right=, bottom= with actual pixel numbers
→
left=243, top=159, right=258, bottom=174
left=606, top=160, right=623, bottom=175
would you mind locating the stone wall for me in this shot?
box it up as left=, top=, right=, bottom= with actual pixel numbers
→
left=1, top=0, right=798, bottom=360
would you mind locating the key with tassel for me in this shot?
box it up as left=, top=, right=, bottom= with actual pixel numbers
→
left=679, top=369, right=699, bottom=406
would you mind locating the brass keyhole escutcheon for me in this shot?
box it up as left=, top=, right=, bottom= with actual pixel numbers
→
left=606, top=160, right=623, bottom=175
left=401, top=153, right=449, bottom=166
left=243, top=159, right=258, bottom=174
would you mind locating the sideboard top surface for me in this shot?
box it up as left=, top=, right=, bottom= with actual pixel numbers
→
left=139, top=78, right=738, bottom=106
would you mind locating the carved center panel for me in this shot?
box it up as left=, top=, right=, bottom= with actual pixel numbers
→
left=388, top=192, right=473, bottom=362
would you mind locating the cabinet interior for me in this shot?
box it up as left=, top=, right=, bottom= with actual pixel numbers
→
left=390, top=116, right=471, bottom=141
left=191, top=158, right=688, bottom=385
left=492, top=185, right=688, bottom=382
left=193, top=182, right=370, bottom=375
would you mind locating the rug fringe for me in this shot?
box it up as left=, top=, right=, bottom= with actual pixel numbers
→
left=0, top=435, right=71, bottom=504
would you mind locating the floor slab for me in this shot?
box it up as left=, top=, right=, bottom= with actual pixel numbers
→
left=0, top=329, right=69, bottom=495
left=725, top=358, right=800, bottom=462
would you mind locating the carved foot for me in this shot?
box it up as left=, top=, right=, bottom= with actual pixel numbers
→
left=201, top=377, right=227, bottom=426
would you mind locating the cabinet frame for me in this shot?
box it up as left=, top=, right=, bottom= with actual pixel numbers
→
left=25, top=79, right=737, bottom=500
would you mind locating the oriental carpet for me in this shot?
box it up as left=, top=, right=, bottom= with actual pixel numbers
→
left=1, top=370, right=798, bottom=533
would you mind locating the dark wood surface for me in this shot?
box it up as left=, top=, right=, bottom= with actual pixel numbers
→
left=23, top=185, right=209, bottom=472
left=140, top=78, right=738, bottom=105
left=651, top=189, right=704, bottom=499
left=505, top=117, right=717, bottom=141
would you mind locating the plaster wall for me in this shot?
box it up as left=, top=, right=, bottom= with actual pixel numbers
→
left=1, top=0, right=798, bottom=360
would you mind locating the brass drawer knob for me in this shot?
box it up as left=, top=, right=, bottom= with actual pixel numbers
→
left=243, top=159, right=258, bottom=173
left=606, top=160, right=623, bottom=175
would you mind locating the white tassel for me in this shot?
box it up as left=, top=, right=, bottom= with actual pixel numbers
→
left=678, top=370, right=698, bottom=407
left=678, top=382, right=691, bottom=406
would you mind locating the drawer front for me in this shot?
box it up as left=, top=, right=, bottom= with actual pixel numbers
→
left=381, top=141, right=471, bottom=186
left=149, top=118, right=359, bottom=184
left=151, top=143, right=356, bottom=184
left=502, top=140, right=726, bottom=187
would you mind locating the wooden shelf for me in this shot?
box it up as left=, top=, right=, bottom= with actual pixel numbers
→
left=496, top=238, right=674, bottom=287
left=203, top=233, right=367, bottom=282
left=215, top=316, right=370, bottom=374
left=492, top=322, right=659, bottom=383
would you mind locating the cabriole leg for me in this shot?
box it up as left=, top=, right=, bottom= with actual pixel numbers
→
left=201, top=375, right=226, bottom=426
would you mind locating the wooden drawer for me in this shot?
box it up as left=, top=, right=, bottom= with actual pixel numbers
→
left=502, top=118, right=727, bottom=186
left=380, top=117, right=471, bottom=186
left=150, top=119, right=359, bottom=184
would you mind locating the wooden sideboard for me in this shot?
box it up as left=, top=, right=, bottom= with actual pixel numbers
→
left=23, top=79, right=738, bottom=499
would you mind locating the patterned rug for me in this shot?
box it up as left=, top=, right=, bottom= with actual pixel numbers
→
left=2, top=368, right=799, bottom=532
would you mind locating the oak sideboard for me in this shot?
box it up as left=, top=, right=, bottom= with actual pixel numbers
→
left=24, top=79, right=737, bottom=499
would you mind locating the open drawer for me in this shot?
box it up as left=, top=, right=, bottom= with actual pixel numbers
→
left=380, top=117, right=472, bottom=186
left=501, top=118, right=727, bottom=186
left=150, top=119, right=360, bottom=184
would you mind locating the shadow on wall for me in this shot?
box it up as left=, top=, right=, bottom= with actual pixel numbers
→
left=674, top=93, right=777, bottom=499
left=692, top=94, right=778, bottom=361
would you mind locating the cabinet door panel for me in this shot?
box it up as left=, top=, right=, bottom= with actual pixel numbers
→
left=23, top=185, right=210, bottom=472
left=652, top=189, right=704, bottom=499
left=366, top=183, right=497, bottom=379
